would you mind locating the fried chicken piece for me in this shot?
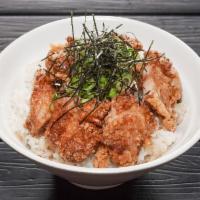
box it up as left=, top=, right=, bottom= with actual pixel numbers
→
left=45, top=36, right=74, bottom=81
left=143, top=51, right=182, bottom=131
left=60, top=121, right=101, bottom=162
left=93, top=145, right=110, bottom=168
left=121, top=35, right=143, bottom=50
left=45, top=97, right=77, bottom=146
left=25, top=70, right=54, bottom=136
left=82, top=100, right=111, bottom=127
left=102, top=95, right=157, bottom=166
left=45, top=100, right=111, bottom=163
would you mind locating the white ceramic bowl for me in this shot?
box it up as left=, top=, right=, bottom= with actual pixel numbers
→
left=0, top=16, right=200, bottom=190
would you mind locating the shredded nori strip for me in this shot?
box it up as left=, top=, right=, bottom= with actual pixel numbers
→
left=42, top=14, right=163, bottom=123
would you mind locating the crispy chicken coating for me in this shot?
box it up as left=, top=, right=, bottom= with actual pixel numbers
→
left=102, top=95, right=157, bottom=166
left=93, top=145, right=110, bottom=168
left=45, top=36, right=74, bottom=81
left=45, top=100, right=110, bottom=162
left=25, top=70, right=54, bottom=136
left=60, top=121, right=101, bottom=162
left=82, top=100, right=111, bottom=127
left=143, top=51, right=182, bottom=131
left=121, top=35, right=143, bottom=50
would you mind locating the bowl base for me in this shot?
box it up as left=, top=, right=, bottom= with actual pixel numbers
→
left=71, top=182, right=122, bottom=190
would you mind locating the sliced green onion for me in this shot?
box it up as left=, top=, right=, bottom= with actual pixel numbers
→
left=108, top=87, right=117, bottom=98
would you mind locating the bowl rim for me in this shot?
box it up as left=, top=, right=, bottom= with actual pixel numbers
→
left=0, top=15, right=200, bottom=175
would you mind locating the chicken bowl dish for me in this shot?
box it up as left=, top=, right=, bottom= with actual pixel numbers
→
left=2, top=15, right=200, bottom=189
left=10, top=16, right=185, bottom=168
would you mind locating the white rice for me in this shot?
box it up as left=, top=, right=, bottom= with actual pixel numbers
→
left=8, top=62, right=185, bottom=167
